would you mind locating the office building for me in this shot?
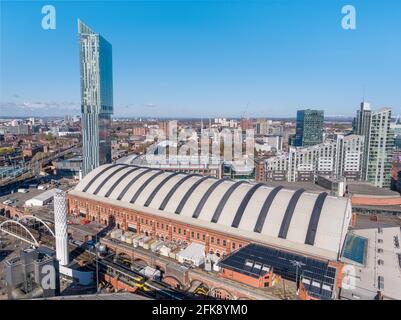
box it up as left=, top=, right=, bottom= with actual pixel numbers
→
left=78, top=19, right=113, bottom=177
left=294, top=109, right=324, bottom=147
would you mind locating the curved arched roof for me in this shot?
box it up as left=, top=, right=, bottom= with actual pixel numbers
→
left=71, top=164, right=352, bottom=260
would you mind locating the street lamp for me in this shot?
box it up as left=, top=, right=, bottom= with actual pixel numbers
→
left=290, top=260, right=305, bottom=292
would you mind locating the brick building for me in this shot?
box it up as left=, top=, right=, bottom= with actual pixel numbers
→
left=67, top=163, right=353, bottom=299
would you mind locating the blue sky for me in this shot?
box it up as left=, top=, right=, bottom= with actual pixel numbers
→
left=1, top=0, right=400, bottom=118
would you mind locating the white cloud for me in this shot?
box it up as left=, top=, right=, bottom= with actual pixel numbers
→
left=0, top=100, right=80, bottom=116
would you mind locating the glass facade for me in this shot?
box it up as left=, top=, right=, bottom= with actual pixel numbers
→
left=78, top=19, right=113, bottom=177
left=294, top=109, right=324, bottom=147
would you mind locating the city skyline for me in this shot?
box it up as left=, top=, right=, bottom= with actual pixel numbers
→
left=1, top=0, right=401, bottom=304
left=1, top=0, right=401, bottom=118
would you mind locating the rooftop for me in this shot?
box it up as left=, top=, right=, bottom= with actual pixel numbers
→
left=266, top=181, right=327, bottom=193
left=340, top=226, right=401, bottom=300
left=70, top=164, right=353, bottom=261
left=27, top=188, right=61, bottom=202
left=219, top=243, right=337, bottom=300
left=348, top=182, right=400, bottom=197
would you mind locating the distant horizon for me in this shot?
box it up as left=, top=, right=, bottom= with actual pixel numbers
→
left=1, top=1, right=400, bottom=118
left=0, top=114, right=367, bottom=123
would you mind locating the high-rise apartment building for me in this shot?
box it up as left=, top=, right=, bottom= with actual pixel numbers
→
left=354, top=102, right=372, bottom=177
left=266, top=134, right=364, bottom=182
left=294, top=109, right=324, bottom=147
left=78, top=19, right=113, bottom=177
left=354, top=103, right=393, bottom=188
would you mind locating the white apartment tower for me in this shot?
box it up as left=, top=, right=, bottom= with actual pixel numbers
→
left=354, top=103, right=394, bottom=188
left=266, top=135, right=364, bottom=182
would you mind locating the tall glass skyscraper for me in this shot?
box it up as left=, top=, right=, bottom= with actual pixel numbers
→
left=294, top=109, right=324, bottom=147
left=78, top=19, right=113, bottom=177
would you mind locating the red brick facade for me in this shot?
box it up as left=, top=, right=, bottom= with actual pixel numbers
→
left=68, top=194, right=248, bottom=258
left=255, top=159, right=266, bottom=182
left=352, top=195, right=401, bottom=206
left=220, top=268, right=276, bottom=288
left=67, top=193, right=344, bottom=297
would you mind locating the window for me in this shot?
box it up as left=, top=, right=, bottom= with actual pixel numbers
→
left=232, top=243, right=236, bottom=249
left=178, top=228, right=181, bottom=234
left=191, top=231, right=194, bottom=238
left=223, top=240, right=226, bottom=246
left=197, top=233, right=200, bottom=240
left=183, top=230, right=186, bottom=236
left=217, top=238, right=220, bottom=245
left=166, top=225, right=169, bottom=231
left=202, top=234, right=206, bottom=241
left=211, top=237, right=214, bottom=244
left=173, top=227, right=176, bottom=233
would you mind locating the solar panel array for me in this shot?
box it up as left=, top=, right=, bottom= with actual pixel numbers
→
left=218, top=243, right=337, bottom=300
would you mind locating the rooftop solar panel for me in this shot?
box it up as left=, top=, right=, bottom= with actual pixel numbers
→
left=218, top=243, right=336, bottom=299
left=309, top=284, right=321, bottom=294
left=320, top=289, right=333, bottom=299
